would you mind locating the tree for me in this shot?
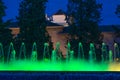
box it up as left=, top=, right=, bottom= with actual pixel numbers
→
left=66, top=0, right=103, bottom=61
left=115, top=5, right=120, bottom=18
left=112, top=25, right=120, bottom=38
left=16, top=0, right=53, bottom=60
left=113, top=5, right=120, bottom=48
left=0, top=0, right=13, bottom=61
left=114, top=5, right=120, bottom=43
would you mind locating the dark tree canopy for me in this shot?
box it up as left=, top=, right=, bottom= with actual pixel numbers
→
left=0, top=0, right=13, bottom=62
left=66, top=0, right=103, bottom=60
left=0, top=0, right=6, bottom=27
left=115, top=5, right=120, bottom=18
left=16, top=0, right=53, bottom=60
left=113, top=5, right=120, bottom=44
left=0, top=0, right=12, bottom=46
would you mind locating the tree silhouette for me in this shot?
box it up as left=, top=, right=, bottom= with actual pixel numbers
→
left=0, top=0, right=13, bottom=62
left=115, top=5, right=120, bottom=18
left=66, top=0, right=103, bottom=61
left=113, top=4, right=120, bottom=45
left=16, top=0, right=53, bottom=60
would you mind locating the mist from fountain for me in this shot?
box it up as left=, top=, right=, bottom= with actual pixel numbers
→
left=7, top=42, right=16, bottom=63
left=43, top=43, right=50, bottom=62
left=78, top=42, right=84, bottom=60
left=0, top=42, right=119, bottom=71
left=31, top=42, right=37, bottom=62
left=89, top=43, right=96, bottom=63
left=114, top=43, right=120, bottom=62
left=0, top=43, right=4, bottom=63
left=109, top=50, right=113, bottom=63
left=101, top=43, right=108, bottom=63
left=66, top=42, right=71, bottom=62
left=19, top=42, right=26, bottom=60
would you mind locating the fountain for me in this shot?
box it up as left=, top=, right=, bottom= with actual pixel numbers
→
left=19, top=42, right=26, bottom=60
left=114, top=43, right=120, bottom=62
left=7, top=42, right=16, bottom=63
left=89, top=43, right=96, bottom=63
left=101, top=43, right=108, bottom=62
left=0, top=42, right=120, bottom=71
left=109, top=50, right=113, bottom=63
left=43, top=43, right=50, bottom=62
left=69, top=50, right=74, bottom=61
left=0, top=43, right=4, bottom=63
left=66, top=42, right=71, bottom=62
left=51, top=50, right=57, bottom=63
left=54, top=42, right=62, bottom=62
left=31, top=42, right=37, bottom=61
left=78, top=42, right=84, bottom=60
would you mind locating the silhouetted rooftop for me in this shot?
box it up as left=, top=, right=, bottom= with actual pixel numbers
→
left=7, top=22, right=120, bottom=33
left=99, top=25, right=120, bottom=32
left=46, top=21, right=61, bottom=26
left=7, top=22, right=19, bottom=28
left=54, top=9, right=65, bottom=15
left=7, top=21, right=62, bottom=28
left=59, top=25, right=120, bottom=34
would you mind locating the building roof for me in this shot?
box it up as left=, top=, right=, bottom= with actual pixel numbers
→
left=7, top=22, right=19, bottom=28
left=59, top=25, right=120, bottom=34
left=7, top=21, right=62, bottom=28
left=59, top=27, right=70, bottom=33
left=7, top=21, right=120, bottom=33
left=53, top=9, right=65, bottom=15
left=99, top=25, right=120, bottom=32
left=46, top=21, right=61, bottom=26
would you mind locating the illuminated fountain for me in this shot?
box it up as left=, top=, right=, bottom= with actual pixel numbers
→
left=51, top=42, right=60, bottom=63
left=109, top=50, right=113, bottom=63
left=69, top=50, right=74, bottom=61
left=101, top=43, right=108, bottom=63
left=31, top=42, right=38, bottom=62
left=43, top=43, right=50, bottom=62
left=89, top=43, right=96, bottom=63
left=19, top=42, right=26, bottom=60
left=0, top=42, right=119, bottom=71
left=51, top=50, right=57, bottom=63
left=7, top=42, right=16, bottom=63
left=0, top=43, right=4, bottom=63
left=78, top=42, right=84, bottom=60
left=66, top=42, right=71, bottom=62
left=114, top=43, right=120, bottom=61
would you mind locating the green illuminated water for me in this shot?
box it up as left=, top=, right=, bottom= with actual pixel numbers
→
left=0, top=42, right=120, bottom=71
left=89, top=43, right=96, bottom=63
left=43, top=43, right=50, bottom=60
left=0, top=60, right=109, bottom=71
left=114, top=43, right=120, bottom=61
left=7, top=42, right=16, bottom=62
left=66, top=42, right=71, bottom=62
left=0, top=43, right=4, bottom=63
left=19, top=42, right=26, bottom=60
left=78, top=42, right=84, bottom=60
left=101, top=43, right=108, bottom=62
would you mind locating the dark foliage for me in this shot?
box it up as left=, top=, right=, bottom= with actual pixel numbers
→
left=66, top=0, right=103, bottom=61
left=0, top=0, right=13, bottom=62
left=15, top=0, right=53, bottom=60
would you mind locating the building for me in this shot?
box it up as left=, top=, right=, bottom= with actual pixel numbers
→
left=50, top=9, right=68, bottom=27
left=99, top=25, right=120, bottom=50
left=9, top=22, right=120, bottom=55
left=8, top=8, right=120, bottom=55
left=9, top=21, right=67, bottom=55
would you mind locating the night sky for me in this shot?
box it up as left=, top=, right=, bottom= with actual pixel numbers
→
left=2, top=0, right=120, bottom=25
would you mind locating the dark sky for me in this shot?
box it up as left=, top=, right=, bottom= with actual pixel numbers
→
left=3, top=0, right=120, bottom=25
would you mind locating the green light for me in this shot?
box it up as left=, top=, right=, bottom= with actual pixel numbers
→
left=0, top=42, right=119, bottom=71
left=0, top=60, right=109, bottom=71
